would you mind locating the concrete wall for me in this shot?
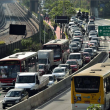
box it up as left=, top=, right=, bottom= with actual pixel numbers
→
left=6, top=51, right=108, bottom=110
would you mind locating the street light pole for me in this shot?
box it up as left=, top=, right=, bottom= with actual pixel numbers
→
left=44, top=25, right=45, bottom=44
left=39, top=3, right=41, bottom=44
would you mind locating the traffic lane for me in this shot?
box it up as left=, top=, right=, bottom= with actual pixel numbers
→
left=33, top=41, right=109, bottom=110
left=34, top=88, right=71, bottom=110
left=95, top=19, right=110, bottom=25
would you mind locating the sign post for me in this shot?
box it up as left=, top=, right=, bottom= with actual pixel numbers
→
left=98, top=26, right=110, bottom=36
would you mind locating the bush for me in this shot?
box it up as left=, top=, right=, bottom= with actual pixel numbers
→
left=0, top=41, right=5, bottom=45
left=87, top=104, right=102, bottom=110
left=13, top=48, right=20, bottom=54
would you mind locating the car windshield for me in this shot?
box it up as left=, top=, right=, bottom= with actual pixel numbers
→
left=83, top=53, right=89, bottom=56
left=38, top=59, right=47, bottom=64
left=16, top=76, right=35, bottom=83
left=66, top=61, right=77, bottom=65
left=6, top=91, right=21, bottom=97
left=73, top=39, right=80, bottom=42
left=74, top=76, right=100, bottom=93
left=53, top=69, right=64, bottom=73
left=74, top=33, right=80, bottom=36
left=70, top=44, right=77, bottom=47
left=39, top=65, right=44, bottom=69
left=90, top=33, right=96, bottom=36
left=84, top=49, right=92, bottom=53
left=69, top=54, right=80, bottom=59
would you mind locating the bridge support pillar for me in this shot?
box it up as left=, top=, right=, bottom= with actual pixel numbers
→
left=30, top=0, right=39, bottom=13
left=90, top=0, right=99, bottom=18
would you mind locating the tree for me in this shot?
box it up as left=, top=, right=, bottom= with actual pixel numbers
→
left=44, top=0, right=76, bottom=22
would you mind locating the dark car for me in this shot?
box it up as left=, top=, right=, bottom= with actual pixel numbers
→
left=38, top=64, right=48, bottom=76
left=58, top=64, right=72, bottom=75
left=2, top=88, right=29, bottom=109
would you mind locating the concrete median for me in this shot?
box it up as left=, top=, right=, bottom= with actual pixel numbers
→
left=6, top=51, right=107, bottom=110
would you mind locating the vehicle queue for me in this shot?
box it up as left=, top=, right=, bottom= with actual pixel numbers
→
left=0, top=13, right=100, bottom=109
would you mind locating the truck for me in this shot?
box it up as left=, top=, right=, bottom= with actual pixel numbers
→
left=38, top=50, right=54, bottom=71
left=15, top=72, right=49, bottom=93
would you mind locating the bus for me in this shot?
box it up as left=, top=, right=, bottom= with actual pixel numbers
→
left=43, top=39, right=70, bottom=65
left=71, top=63, right=110, bottom=110
left=0, top=52, right=38, bottom=90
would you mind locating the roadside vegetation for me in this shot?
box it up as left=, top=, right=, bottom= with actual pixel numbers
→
left=87, top=104, right=102, bottom=110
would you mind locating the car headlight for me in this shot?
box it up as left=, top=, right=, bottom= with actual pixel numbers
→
left=15, top=100, right=19, bottom=103
left=2, top=100, right=6, bottom=103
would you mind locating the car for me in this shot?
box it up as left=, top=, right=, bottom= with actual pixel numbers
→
left=38, top=64, right=48, bottom=76
left=52, top=67, right=69, bottom=81
left=68, top=22, right=75, bottom=30
left=66, top=59, right=79, bottom=72
left=90, top=46, right=98, bottom=56
left=88, top=19, right=94, bottom=24
left=89, top=32, right=97, bottom=40
left=2, top=88, right=29, bottom=109
left=89, top=40, right=99, bottom=50
left=68, top=53, right=84, bottom=67
left=73, top=36, right=83, bottom=44
left=58, top=64, right=72, bottom=75
left=72, top=41, right=82, bottom=50
left=69, top=43, right=79, bottom=52
left=87, top=42, right=96, bottom=48
left=91, top=37, right=100, bottom=46
left=83, top=52, right=91, bottom=63
left=89, top=16, right=95, bottom=21
left=43, top=74, right=57, bottom=86
left=74, top=30, right=82, bottom=36
left=89, top=30, right=97, bottom=35
left=83, top=48, right=95, bottom=59
left=72, top=38, right=82, bottom=44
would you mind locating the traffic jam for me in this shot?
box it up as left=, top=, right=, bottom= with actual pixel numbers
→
left=0, top=11, right=100, bottom=109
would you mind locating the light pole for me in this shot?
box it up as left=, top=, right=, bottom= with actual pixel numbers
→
left=44, top=25, right=45, bottom=44
left=39, top=3, right=41, bottom=44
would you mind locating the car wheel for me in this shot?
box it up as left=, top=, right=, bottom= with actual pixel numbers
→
left=3, top=105, right=5, bottom=109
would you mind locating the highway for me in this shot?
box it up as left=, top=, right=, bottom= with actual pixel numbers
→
left=33, top=18, right=110, bottom=110
left=0, top=0, right=109, bottom=110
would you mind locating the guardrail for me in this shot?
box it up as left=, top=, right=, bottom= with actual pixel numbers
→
left=6, top=51, right=108, bottom=110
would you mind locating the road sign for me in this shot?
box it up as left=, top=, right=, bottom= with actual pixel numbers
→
left=55, top=16, right=69, bottom=23
left=9, top=24, right=26, bottom=35
left=98, top=26, right=110, bottom=36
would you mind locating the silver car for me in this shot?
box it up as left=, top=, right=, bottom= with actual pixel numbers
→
left=69, top=43, right=79, bottom=52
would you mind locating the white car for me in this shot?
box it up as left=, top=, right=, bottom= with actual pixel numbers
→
left=68, top=22, right=75, bottom=30
left=52, top=67, right=69, bottom=80
left=74, top=30, right=82, bottom=36
left=89, top=32, right=97, bottom=40
left=43, top=74, right=57, bottom=86
left=68, top=53, right=83, bottom=67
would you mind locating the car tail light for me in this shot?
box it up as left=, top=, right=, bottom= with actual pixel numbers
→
left=97, top=96, right=101, bottom=103
left=74, top=96, right=77, bottom=103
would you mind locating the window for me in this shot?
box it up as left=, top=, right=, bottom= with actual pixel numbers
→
left=104, top=76, right=110, bottom=94
left=74, top=76, right=100, bottom=93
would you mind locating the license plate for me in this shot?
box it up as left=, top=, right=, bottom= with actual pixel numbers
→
left=84, top=101, right=90, bottom=103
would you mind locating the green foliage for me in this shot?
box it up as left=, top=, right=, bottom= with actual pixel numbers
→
left=0, top=41, right=5, bottom=45
left=87, top=104, right=102, bottom=110
left=45, top=0, right=76, bottom=22
left=21, top=38, right=32, bottom=49
left=13, top=48, right=20, bottom=54
left=64, top=32, right=68, bottom=39
left=21, top=0, right=30, bottom=8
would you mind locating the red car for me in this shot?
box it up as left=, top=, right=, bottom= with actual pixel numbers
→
left=66, top=59, right=79, bottom=72
left=83, top=52, right=91, bottom=63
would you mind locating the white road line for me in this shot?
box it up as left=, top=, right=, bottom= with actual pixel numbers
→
left=35, top=87, right=71, bottom=109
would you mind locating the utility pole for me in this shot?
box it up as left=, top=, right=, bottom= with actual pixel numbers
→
left=39, top=3, right=41, bottom=44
